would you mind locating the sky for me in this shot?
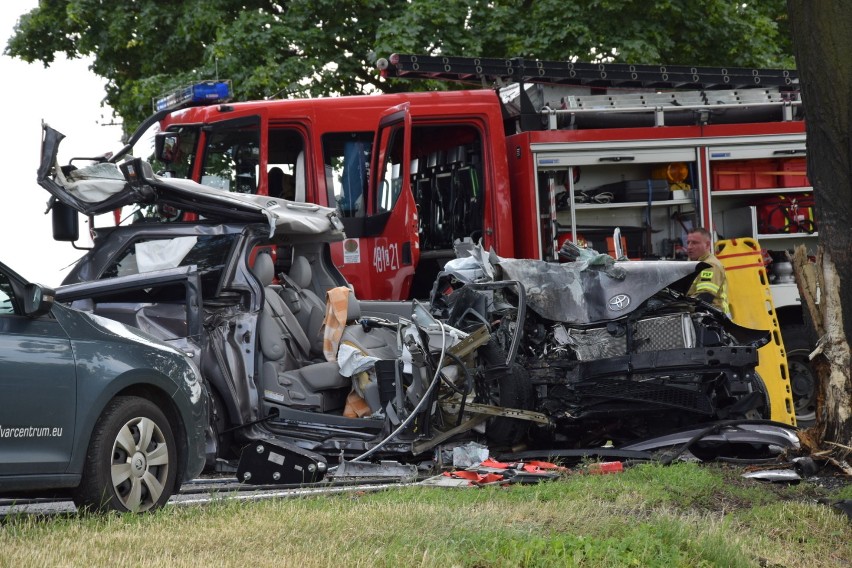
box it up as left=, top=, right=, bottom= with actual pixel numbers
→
left=1, top=3, right=123, bottom=286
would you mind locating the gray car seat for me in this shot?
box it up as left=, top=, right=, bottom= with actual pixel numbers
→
left=280, top=256, right=326, bottom=356
left=252, top=252, right=349, bottom=412
left=338, top=296, right=402, bottom=413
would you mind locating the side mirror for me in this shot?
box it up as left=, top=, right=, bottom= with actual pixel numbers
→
left=155, top=132, right=180, bottom=164
left=52, top=200, right=79, bottom=242
left=23, top=283, right=55, bottom=317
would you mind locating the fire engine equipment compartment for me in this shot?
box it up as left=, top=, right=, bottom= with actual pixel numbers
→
left=592, top=179, right=671, bottom=202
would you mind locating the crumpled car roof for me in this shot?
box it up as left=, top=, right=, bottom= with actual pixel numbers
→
left=38, top=123, right=345, bottom=242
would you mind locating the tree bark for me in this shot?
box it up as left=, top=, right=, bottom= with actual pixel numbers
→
left=787, top=1, right=852, bottom=451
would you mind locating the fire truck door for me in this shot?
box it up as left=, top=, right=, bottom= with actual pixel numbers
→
left=345, top=104, right=418, bottom=300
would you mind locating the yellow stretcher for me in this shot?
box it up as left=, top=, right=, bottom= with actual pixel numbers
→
left=715, top=238, right=796, bottom=425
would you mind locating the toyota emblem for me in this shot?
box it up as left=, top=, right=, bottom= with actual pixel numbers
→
left=608, top=294, right=630, bottom=311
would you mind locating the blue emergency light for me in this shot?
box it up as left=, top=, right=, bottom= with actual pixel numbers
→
left=153, top=80, right=232, bottom=112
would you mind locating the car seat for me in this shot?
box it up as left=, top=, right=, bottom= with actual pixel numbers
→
left=280, top=256, right=326, bottom=356
left=252, top=252, right=349, bottom=412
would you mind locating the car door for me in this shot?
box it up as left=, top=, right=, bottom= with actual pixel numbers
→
left=0, top=266, right=76, bottom=475
left=340, top=104, right=419, bottom=300
left=57, top=265, right=204, bottom=347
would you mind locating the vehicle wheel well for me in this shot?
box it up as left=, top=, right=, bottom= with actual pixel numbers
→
left=477, top=341, right=535, bottom=447
left=113, top=384, right=187, bottom=491
left=73, top=396, right=178, bottom=512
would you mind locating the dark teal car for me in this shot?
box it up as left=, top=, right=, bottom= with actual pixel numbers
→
left=0, top=261, right=207, bottom=512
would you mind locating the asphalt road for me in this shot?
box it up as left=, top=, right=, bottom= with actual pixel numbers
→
left=0, top=477, right=409, bottom=517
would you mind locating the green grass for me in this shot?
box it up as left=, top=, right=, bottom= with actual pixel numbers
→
left=1, top=462, right=849, bottom=568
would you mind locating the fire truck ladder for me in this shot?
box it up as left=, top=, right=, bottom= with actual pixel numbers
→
left=379, top=54, right=798, bottom=89
left=378, top=54, right=801, bottom=130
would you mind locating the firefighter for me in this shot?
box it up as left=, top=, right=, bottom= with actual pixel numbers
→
left=685, top=228, right=730, bottom=317
left=268, top=166, right=295, bottom=200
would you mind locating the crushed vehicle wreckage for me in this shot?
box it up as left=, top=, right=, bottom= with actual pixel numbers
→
left=35, top=124, right=799, bottom=486
left=428, top=244, right=792, bottom=455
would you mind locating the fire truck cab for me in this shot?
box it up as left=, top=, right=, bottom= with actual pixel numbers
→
left=153, top=89, right=513, bottom=301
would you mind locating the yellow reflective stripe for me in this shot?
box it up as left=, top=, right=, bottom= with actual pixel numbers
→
left=696, top=282, right=720, bottom=293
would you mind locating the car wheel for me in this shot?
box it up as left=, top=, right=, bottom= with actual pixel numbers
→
left=477, top=342, right=534, bottom=447
left=783, top=325, right=816, bottom=426
left=73, top=396, right=177, bottom=513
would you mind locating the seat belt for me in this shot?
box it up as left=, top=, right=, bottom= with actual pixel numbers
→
left=279, top=271, right=325, bottom=313
left=265, top=295, right=312, bottom=361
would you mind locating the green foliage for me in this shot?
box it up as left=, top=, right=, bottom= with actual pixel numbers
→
left=5, top=0, right=794, bottom=135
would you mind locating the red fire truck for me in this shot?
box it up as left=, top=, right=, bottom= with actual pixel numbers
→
left=129, top=54, right=815, bottom=420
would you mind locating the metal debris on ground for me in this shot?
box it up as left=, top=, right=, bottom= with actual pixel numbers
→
left=452, top=441, right=490, bottom=468
left=329, top=459, right=419, bottom=483
left=418, top=457, right=634, bottom=487
left=742, top=469, right=803, bottom=483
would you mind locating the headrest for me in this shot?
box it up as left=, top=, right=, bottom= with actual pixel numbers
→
left=289, top=256, right=312, bottom=289
left=251, top=252, right=275, bottom=287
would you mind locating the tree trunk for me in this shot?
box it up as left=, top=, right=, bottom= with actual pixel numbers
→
left=787, top=2, right=852, bottom=451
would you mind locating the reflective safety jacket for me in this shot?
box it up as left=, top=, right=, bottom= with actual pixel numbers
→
left=687, top=253, right=730, bottom=317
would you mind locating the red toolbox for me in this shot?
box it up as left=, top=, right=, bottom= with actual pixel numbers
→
left=711, top=159, right=777, bottom=190
left=777, top=157, right=810, bottom=188
left=711, top=160, right=751, bottom=190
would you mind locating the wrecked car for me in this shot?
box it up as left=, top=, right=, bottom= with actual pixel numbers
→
left=39, top=124, right=501, bottom=483
left=428, top=244, right=795, bottom=458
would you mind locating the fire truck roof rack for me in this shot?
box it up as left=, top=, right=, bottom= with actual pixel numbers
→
left=379, top=54, right=801, bottom=131
left=379, top=54, right=798, bottom=90
left=537, top=87, right=801, bottom=130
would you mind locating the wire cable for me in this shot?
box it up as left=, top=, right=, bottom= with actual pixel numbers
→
left=349, top=318, right=448, bottom=463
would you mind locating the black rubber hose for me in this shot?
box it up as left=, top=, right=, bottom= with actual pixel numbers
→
left=436, top=351, right=470, bottom=396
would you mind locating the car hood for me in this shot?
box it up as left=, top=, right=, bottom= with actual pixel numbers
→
left=497, top=257, right=705, bottom=323
left=438, top=244, right=707, bottom=324
left=38, top=123, right=344, bottom=240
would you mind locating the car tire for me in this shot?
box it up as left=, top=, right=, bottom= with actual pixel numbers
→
left=784, top=324, right=816, bottom=426
left=73, top=396, right=177, bottom=513
left=478, top=342, right=534, bottom=447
